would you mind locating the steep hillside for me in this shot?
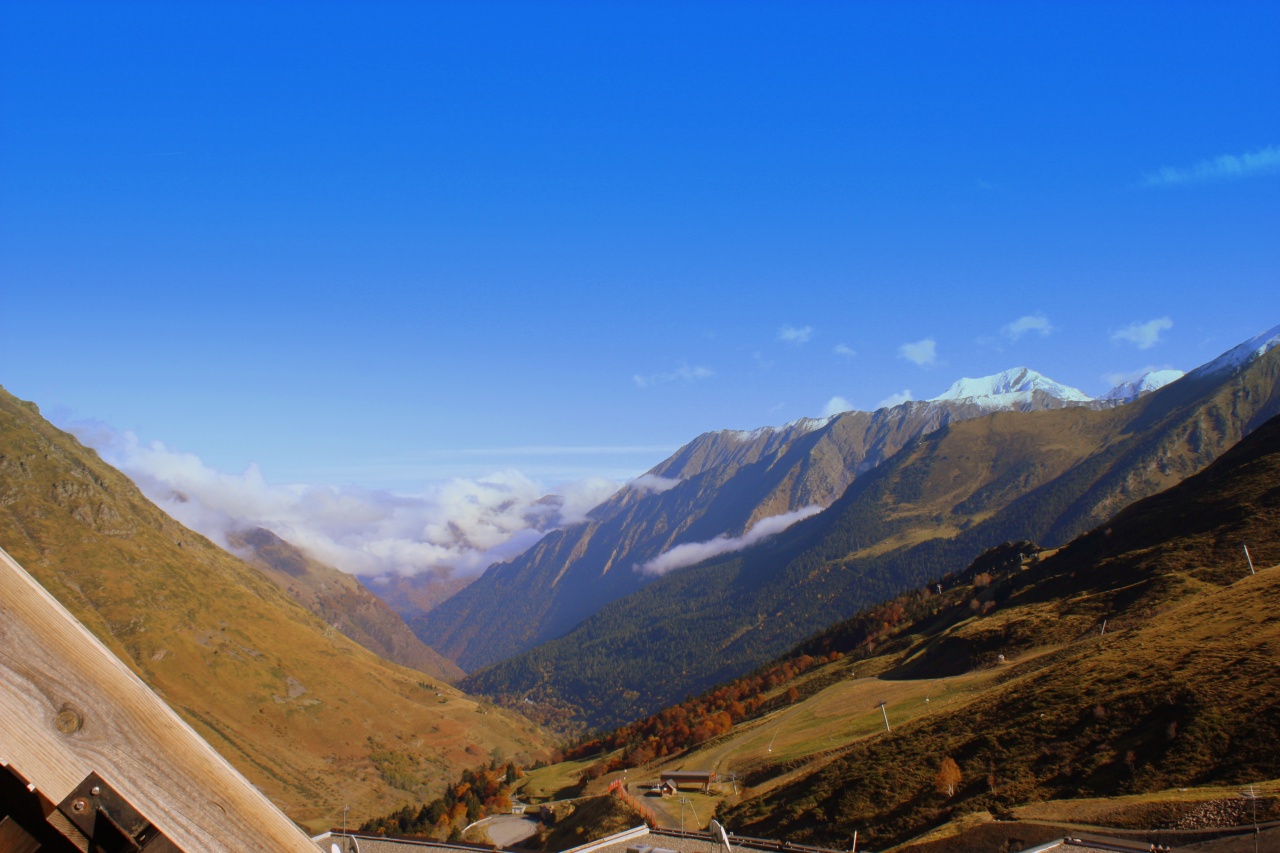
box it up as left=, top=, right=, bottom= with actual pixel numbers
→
left=421, top=377, right=1105, bottom=671
left=227, top=526, right=463, bottom=681
left=717, top=407, right=1280, bottom=849
left=0, top=387, right=546, bottom=830
left=461, top=339, right=1280, bottom=731
left=538, top=412, right=1280, bottom=849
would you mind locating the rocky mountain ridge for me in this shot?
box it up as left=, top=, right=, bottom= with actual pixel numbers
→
left=418, top=370, right=1112, bottom=671
left=458, top=334, right=1280, bottom=730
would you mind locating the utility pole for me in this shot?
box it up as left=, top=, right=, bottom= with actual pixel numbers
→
left=343, top=805, right=349, bottom=852
left=877, top=701, right=891, bottom=732
left=1244, top=544, right=1256, bottom=575
left=1242, top=785, right=1259, bottom=853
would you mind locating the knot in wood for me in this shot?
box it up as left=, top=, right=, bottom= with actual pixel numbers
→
left=55, top=704, right=83, bottom=734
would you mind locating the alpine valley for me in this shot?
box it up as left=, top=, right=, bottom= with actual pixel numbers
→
left=4, top=323, right=1279, bottom=842
left=430, top=326, right=1280, bottom=732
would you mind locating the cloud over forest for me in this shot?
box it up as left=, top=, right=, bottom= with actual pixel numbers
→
left=638, top=505, right=823, bottom=576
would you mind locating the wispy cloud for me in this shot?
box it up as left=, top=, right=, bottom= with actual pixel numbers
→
left=1002, top=313, right=1053, bottom=341
left=1103, top=364, right=1177, bottom=388
left=1143, top=144, right=1280, bottom=187
left=446, top=445, right=676, bottom=457
left=1112, top=317, right=1172, bottom=350
left=638, top=505, right=823, bottom=576
left=899, top=338, right=937, bottom=367
left=877, top=389, right=913, bottom=409
left=833, top=343, right=856, bottom=358
left=778, top=324, right=814, bottom=345
left=66, top=421, right=621, bottom=579
left=628, top=473, right=683, bottom=494
left=821, top=396, right=854, bottom=417
left=633, top=363, right=714, bottom=388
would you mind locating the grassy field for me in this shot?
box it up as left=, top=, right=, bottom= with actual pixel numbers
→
left=515, top=756, right=603, bottom=802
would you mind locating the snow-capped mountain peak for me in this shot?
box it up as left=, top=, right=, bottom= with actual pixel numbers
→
left=1189, top=324, right=1280, bottom=378
left=929, top=367, right=1093, bottom=405
left=1100, top=369, right=1186, bottom=402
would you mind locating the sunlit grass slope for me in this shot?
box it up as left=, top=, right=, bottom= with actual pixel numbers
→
left=552, top=413, right=1280, bottom=849
left=0, top=387, right=549, bottom=831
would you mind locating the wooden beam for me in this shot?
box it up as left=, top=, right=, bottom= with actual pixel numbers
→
left=0, top=546, right=319, bottom=852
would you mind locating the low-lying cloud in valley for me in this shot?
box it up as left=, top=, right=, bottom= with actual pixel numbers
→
left=628, top=473, right=683, bottom=493
left=638, top=505, right=823, bottom=576
left=68, top=421, right=622, bottom=580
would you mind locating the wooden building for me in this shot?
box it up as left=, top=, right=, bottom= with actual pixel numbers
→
left=657, top=771, right=716, bottom=794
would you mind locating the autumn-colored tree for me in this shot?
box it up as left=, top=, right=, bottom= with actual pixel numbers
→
left=935, top=757, right=961, bottom=797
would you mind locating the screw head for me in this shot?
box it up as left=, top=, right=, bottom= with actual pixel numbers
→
left=72, top=799, right=87, bottom=812
left=90, top=785, right=101, bottom=796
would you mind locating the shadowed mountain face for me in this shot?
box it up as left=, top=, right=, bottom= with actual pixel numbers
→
left=460, top=345, right=1280, bottom=731
left=719, top=408, right=1280, bottom=850
left=227, top=526, right=463, bottom=682
left=418, top=390, right=1109, bottom=671
left=0, top=387, right=546, bottom=830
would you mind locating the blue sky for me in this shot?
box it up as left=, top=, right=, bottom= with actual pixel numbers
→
left=3, top=1, right=1278, bottom=505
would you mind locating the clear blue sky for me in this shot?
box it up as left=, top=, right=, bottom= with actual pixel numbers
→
left=3, top=1, right=1279, bottom=490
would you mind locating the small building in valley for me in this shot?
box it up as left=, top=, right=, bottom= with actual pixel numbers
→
left=659, top=770, right=716, bottom=794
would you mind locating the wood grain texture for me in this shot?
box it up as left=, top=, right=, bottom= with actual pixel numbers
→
left=0, top=546, right=319, bottom=852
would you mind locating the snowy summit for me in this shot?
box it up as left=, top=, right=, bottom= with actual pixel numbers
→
left=1100, top=369, right=1186, bottom=402
left=929, top=367, right=1093, bottom=407
left=1189, top=324, right=1280, bottom=378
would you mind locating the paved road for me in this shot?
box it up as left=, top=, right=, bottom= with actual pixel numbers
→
left=476, top=815, right=541, bottom=847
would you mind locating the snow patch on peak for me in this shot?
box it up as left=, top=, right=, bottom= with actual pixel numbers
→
left=930, top=367, right=1092, bottom=405
left=726, top=416, right=835, bottom=442
left=1100, top=369, right=1185, bottom=402
left=1189, top=324, right=1280, bottom=378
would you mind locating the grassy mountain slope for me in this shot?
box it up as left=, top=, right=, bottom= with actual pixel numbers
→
left=461, top=348, right=1280, bottom=731
left=0, top=387, right=546, bottom=830
left=228, top=526, right=463, bottom=682
left=541, top=413, right=1280, bottom=849
left=419, top=394, right=1102, bottom=671
left=716, top=408, right=1280, bottom=849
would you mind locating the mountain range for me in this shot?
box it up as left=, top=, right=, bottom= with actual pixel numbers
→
left=717, top=393, right=1280, bottom=849
left=452, top=326, right=1280, bottom=731
left=417, top=367, right=1133, bottom=672
left=552, top=404, right=1280, bottom=850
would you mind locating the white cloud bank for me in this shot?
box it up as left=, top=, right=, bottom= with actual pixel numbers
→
left=638, top=505, right=823, bottom=576
left=1002, top=313, right=1053, bottom=341
left=69, top=422, right=621, bottom=579
left=628, top=473, right=683, bottom=494
left=1144, top=144, right=1280, bottom=187
left=899, top=338, right=938, bottom=367
left=1112, top=317, right=1173, bottom=350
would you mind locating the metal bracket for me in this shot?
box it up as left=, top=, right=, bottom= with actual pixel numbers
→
left=54, top=772, right=180, bottom=852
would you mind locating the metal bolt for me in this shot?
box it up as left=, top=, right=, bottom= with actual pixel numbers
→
left=90, top=785, right=101, bottom=796
left=72, top=799, right=86, bottom=812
